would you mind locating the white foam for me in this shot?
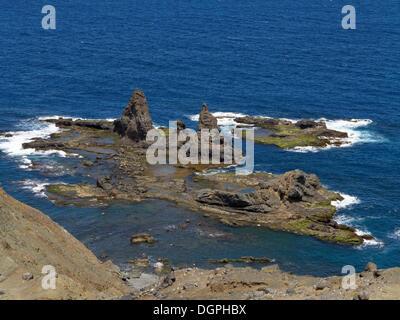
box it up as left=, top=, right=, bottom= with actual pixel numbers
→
left=38, top=115, right=116, bottom=122
left=0, top=118, right=78, bottom=169
left=187, top=112, right=247, bottom=122
left=354, top=229, right=384, bottom=248
left=331, top=193, right=361, bottom=209
left=290, top=146, right=326, bottom=153
left=331, top=193, right=383, bottom=247
left=288, top=119, right=379, bottom=153
left=153, top=262, right=164, bottom=268
left=323, top=118, right=379, bottom=146
left=20, top=179, right=50, bottom=198
left=332, top=193, right=361, bottom=226
left=388, top=228, right=400, bottom=240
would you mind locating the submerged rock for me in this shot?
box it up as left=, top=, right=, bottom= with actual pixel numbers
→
left=130, top=233, right=157, bottom=245
left=209, top=256, right=272, bottom=264
left=127, top=256, right=150, bottom=268
left=114, top=89, right=153, bottom=142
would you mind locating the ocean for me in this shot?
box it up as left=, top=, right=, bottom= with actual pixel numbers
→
left=0, top=0, right=399, bottom=276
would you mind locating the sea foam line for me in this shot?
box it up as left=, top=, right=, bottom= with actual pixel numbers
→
left=331, top=193, right=383, bottom=248
left=38, top=115, right=116, bottom=122
left=20, top=179, right=58, bottom=198
left=0, top=118, right=71, bottom=169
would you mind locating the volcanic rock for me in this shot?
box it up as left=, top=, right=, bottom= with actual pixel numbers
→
left=198, top=103, right=219, bottom=131
left=130, top=233, right=157, bottom=245
left=114, top=89, right=153, bottom=142
left=295, top=119, right=325, bottom=129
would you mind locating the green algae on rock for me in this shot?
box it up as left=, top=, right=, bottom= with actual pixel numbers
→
left=236, top=116, right=348, bottom=149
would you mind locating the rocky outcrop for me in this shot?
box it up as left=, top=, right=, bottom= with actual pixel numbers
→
left=44, top=118, right=114, bottom=131
left=194, top=170, right=364, bottom=244
left=295, top=119, right=325, bottom=129
left=35, top=92, right=363, bottom=245
left=196, top=170, right=327, bottom=212
left=270, top=169, right=324, bottom=202
left=22, top=139, right=67, bottom=151
left=234, top=116, right=349, bottom=149
left=198, top=103, right=219, bottom=131
left=114, top=89, right=153, bottom=142
left=0, top=185, right=130, bottom=300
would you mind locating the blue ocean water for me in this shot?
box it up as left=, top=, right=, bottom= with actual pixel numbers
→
left=0, top=0, right=399, bottom=276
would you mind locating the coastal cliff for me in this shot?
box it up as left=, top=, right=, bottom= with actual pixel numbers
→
left=0, top=186, right=130, bottom=300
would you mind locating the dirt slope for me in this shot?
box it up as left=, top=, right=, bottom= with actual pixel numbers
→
left=0, top=185, right=130, bottom=300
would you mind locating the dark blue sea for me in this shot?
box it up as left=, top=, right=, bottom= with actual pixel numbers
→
left=0, top=0, right=399, bottom=276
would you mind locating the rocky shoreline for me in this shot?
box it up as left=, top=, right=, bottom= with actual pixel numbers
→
left=1, top=89, right=398, bottom=300
left=21, top=89, right=370, bottom=245
left=139, top=261, right=400, bottom=300
left=1, top=185, right=398, bottom=300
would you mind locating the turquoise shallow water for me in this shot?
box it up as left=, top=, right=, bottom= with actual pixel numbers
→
left=0, top=0, right=399, bottom=276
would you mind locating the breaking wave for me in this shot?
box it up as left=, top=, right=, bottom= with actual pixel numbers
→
left=332, top=192, right=383, bottom=248
left=0, top=118, right=72, bottom=169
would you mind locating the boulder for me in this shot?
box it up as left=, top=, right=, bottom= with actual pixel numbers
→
left=114, top=89, right=153, bottom=142
left=315, top=279, right=328, bottom=290
left=295, top=119, right=324, bottom=129
left=235, top=116, right=279, bottom=127
left=159, top=271, right=176, bottom=289
left=198, top=103, right=219, bottom=131
left=353, top=292, right=369, bottom=300
left=197, top=189, right=254, bottom=208
left=365, top=262, right=377, bottom=272
left=271, top=169, right=322, bottom=202
left=22, top=272, right=34, bottom=281
left=22, top=139, right=66, bottom=150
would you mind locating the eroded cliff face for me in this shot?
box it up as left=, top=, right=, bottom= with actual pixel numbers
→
left=0, top=186, right=130, bottom=300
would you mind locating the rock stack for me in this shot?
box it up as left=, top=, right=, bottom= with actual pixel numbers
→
left=197, top=103, right=219, bottom=132
left=114, top=89, right=154, bottom=142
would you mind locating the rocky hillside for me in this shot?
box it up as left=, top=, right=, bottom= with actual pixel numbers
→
left=0, top=186, right=130, bottom=300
